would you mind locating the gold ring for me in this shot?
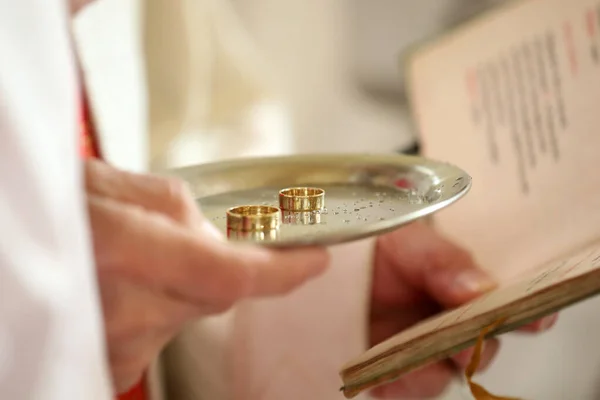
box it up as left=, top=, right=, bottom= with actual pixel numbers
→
left=279, top=187, right=325, bottom=211
left=226, top=205, right=281, bottom=232
left=227, top=229, right=279, bottom=242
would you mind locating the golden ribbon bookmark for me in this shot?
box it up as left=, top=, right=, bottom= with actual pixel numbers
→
left=465, top=318, right=522, bottom=400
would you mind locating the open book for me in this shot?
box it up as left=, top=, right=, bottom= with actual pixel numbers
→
left=340, top=0, right=600, bottom=397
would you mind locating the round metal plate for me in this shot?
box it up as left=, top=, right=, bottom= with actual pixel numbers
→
left=169, top=154, right=471, bottom=247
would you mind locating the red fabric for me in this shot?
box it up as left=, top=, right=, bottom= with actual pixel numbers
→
left=79, top=92, right=148, bottom=400
left=116, top=384, right=147, bottom=400
left=79, top=92, right=101, bottom=159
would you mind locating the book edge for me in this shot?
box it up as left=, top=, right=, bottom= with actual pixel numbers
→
left=339, top=237, right=600, bottom=397
left=340, top=272, right=600, bottom=397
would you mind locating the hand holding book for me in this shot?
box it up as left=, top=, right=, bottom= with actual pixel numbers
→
left=365, top=222, right=556, bottom=398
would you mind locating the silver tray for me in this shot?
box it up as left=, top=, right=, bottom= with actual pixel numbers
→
left=169, top=154, right=471, bottom=247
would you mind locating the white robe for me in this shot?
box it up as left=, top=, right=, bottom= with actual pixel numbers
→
left=0, top=0, right=112, bottom=398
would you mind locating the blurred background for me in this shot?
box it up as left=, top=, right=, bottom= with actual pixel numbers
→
left=73, top=0, right=507, bottom=165
left=72, top=1, right=600, bottom=399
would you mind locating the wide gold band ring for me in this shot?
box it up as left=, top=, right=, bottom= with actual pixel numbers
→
left=279, top=187, right=325, bottom=211
left=226, top=205, right=281, bottom=232
left=227, top=229, right=280, bottom=241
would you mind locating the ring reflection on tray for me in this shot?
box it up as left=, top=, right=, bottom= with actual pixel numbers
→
left=282, top=210, right=322, bottom=225
left=279, top=187, right=325, bottom=211
left=226, top=205, right=281, bottom=232
left=227, top=229, right=279, bottom=242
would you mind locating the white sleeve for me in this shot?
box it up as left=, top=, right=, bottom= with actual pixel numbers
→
left=0, top=1, right=111, bottom=399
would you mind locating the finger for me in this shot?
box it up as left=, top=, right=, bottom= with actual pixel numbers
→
left=112, top=368, right=145, bottom=395
left=370, top=362, right=454, bottom=398
left=85, top=159, right=204, bottom=228
left=370, top=303, right=440, bottom=346
left=450, top=338, right=501, bottom=372
left=99, top=277, right=227, bottom=343
left=108, top=331, right=169, bottom=395
left=424, top=262, right=497, bottom=308
left=379, top=223, right=497, bottom=308
left=516, top=313, right=558, bottom=333
left=242, top=246, right=331, bottom=296
left=100, top=279, right=229, bottom=395
left=90, top=195, right=329, bottom=306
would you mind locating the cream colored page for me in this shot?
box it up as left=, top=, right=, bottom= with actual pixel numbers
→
left=346, top=238, right=600, bottom=366
left=408, top=0, right=600, bottom=280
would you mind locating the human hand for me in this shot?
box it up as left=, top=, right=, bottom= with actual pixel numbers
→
left=85, top=160, right=329, bottom=393
left=369, top=222, right=557, bottom=398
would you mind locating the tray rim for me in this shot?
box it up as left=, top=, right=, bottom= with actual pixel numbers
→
left=171, top=153, right=456, bottom=177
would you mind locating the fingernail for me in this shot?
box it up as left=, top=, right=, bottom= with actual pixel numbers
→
left=454, top=270, right=496, bottom=294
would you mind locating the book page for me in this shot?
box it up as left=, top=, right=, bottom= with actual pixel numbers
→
left=345, top=238, right=600, bottom=367
left=407, top=0, right=600, bottom=280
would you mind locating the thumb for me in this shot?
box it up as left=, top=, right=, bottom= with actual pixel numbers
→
left=421, top=239, right=497, bottom=308
left=380, top=223, right=496, bottom=308
left=227, top=244, right=331, bottom=297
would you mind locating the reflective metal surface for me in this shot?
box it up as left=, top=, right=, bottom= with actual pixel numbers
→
left=169, top=154, right=472, bottom=247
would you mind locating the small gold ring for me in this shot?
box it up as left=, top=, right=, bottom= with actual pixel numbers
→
left=279, top=187, right=325, bottom=211
left=226, top=205, right=281, bottom=232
